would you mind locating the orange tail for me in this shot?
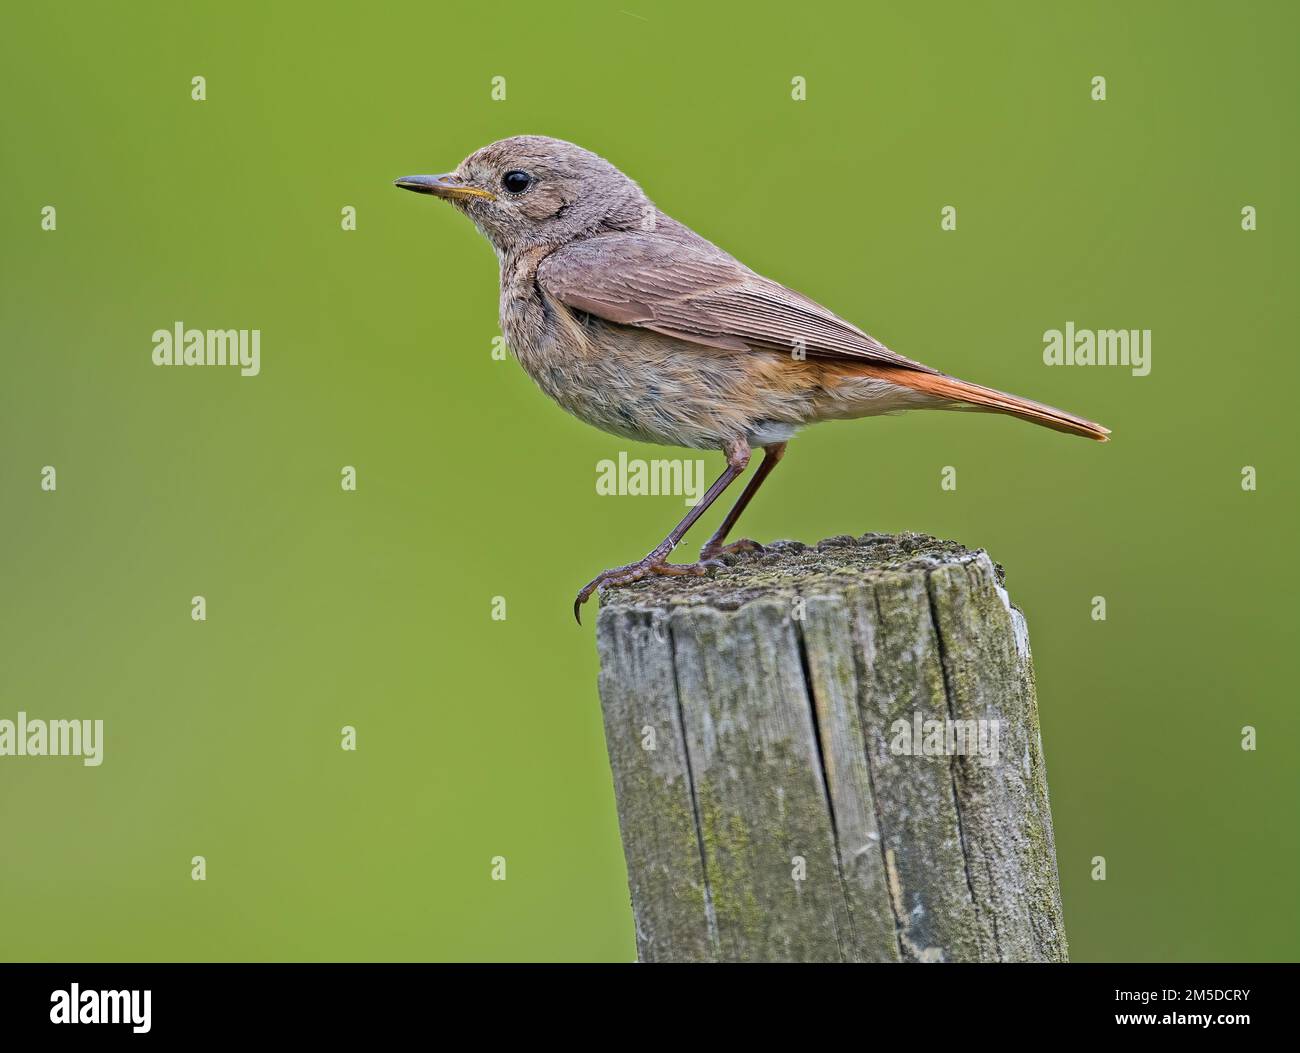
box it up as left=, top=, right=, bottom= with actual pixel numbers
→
left=861, top=365, right=1111, bottom=442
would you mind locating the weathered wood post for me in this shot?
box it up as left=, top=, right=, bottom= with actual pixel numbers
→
left=595, top=533, right=1068, bottom=963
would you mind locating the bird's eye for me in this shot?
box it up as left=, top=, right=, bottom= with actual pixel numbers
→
left=501, top=170, right=532, bottom=194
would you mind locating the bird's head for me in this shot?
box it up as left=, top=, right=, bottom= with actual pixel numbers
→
left=395, top=136, right=652, bottom=256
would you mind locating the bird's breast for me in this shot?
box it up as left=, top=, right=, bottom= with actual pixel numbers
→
left=496, top=249, right=825, bottom=449
left=501, top=298, right=813, bottom=450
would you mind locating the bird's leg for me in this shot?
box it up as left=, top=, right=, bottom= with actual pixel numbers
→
left=574, top=439, right=752, bottom=623
left=698, top=442, right=786, bottom=560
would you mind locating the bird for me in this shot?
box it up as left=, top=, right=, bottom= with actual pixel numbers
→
left=395, top=136, right=1109, bottom=623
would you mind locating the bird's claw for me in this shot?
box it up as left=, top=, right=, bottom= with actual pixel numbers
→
left=573, top=556, right=719, bottom=624
left=699, top=538, right=765, bottom=561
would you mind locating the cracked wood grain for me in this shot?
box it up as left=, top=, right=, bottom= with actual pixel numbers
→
left=595, top=533, right=1068, bottom=963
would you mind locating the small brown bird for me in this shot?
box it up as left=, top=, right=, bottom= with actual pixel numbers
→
left=396, top=136, right=1109, bottom=622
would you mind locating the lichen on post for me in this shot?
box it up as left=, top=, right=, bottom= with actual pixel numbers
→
left=595, top=533, right=1068, bottom=963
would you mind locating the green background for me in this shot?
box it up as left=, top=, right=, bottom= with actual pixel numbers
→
left=1, top=0, right=1295, bottom=962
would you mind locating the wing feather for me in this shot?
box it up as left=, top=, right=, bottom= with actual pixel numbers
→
left=536, top=231, right=936, bottom=372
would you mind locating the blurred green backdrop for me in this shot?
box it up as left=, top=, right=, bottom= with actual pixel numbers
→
left=1, top=0, right=1295, bottom=962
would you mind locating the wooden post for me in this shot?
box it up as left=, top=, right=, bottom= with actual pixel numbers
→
left=595, top=533, right=1068, bottom=963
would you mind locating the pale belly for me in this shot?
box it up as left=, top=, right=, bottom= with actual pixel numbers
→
left=507, top=316, right=803, bottom=448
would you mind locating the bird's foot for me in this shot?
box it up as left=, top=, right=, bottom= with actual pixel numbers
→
left=574, top=555, right=722, bottom=624
left=699, top=537, right=765, bottom=561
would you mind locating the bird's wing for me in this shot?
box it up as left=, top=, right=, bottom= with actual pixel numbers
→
left=537, top=230, right=1110, bottom=441
left=536, top=231, right=937, bottom=371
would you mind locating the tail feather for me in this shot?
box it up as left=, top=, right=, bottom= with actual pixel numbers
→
left=860, top=365, right=1111, bottom=442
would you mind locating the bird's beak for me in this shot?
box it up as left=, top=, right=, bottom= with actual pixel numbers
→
left=393, top=174, right=496, bottom=202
